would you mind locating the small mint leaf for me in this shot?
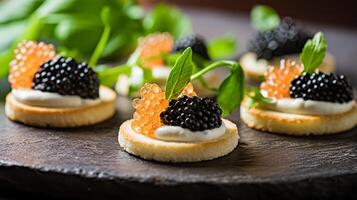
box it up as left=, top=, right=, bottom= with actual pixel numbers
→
left=165, top=47, right=193, bottom=100
left=301, top=32, right=327, bottom=74
left=251, top=5, right=280, bottom=32
left=217, top=63, right=245, bottom=116
left=208, top=35, right=237, bottom=59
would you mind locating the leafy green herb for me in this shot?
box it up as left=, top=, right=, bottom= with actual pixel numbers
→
left=251, top=5, right=280, bottom=32
left=190, top=60, right=235, bottom=80
left=246, top=88, right=273, bottom=108
left=89, top=7, right=111, bottom=67
left=192, top=53, right=210, bottom=69
left=300, top=32, right=327, bottom=74
left=165, top=48, right=193, bottom=100
left=217, top=64, right=244, bottom=115
left=143, top=3, right=192, bottom=39
left=208, top=35, right=237, bottom=59
left=1, top=0, right=189, bottom=79
left=190, top=61, right=245, bottom=116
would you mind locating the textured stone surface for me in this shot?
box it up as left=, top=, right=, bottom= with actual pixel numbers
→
left=1, top=96, right=357, bottom=199
left=1, top=7, right=357, bottom=200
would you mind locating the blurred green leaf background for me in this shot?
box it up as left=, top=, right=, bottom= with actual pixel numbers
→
left=0, top=0, right=192, bottom=80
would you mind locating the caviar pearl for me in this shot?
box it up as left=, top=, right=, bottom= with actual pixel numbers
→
left=249, top=17, right=311, bottom=60
left=32, top=56, right=99, bottom=99
left=160, top=96, right=222, bottom=132
left=290, top=71, right=354, bottom=103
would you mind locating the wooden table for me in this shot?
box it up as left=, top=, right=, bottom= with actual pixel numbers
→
left=1, top=7, right=357, bottom=200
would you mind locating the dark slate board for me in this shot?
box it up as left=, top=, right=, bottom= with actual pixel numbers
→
left=1, top=7, right=357, bottom=200
left=1, top=96, right=357, bottom=199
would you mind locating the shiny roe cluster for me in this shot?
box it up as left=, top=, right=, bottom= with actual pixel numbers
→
left=9, top=41, right=56, bottom=89
left=131, top=83, right=196, bottom=136
left=260, top=60, right=303, bottom=98
left=138, top=33, right=174, bottom=68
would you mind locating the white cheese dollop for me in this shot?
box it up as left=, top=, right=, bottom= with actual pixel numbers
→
left=155, top=123, right=226, bottom=142
left=265, top=98, right=355, bottom=115
left=12, top=89, right=100, bottom=108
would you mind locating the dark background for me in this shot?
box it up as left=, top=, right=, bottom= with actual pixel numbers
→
left=142, top=0, right=357, bottom=28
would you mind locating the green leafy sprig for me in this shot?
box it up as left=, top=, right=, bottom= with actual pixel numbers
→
left=165, top=48, right=193, bottom=100
left=97, top=34, right=238, bottom=89
left=89, top=7, right=111, bottom=67
left=207, top=35, right=237, bottom=59
left=165, top=47, right=245, bottom=116
left=300, top=32, right=327, bottom=74
left=251, top=5, right=280, bottom=32
left=0, top=1, right=193, bottom=80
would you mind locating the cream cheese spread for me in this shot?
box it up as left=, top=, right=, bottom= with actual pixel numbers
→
left=12, top=89, right=100, bottom=108
left=155, top=122, right=226, bottom=142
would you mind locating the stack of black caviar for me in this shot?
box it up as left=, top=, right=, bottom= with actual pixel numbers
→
left=32, top=56, right=99, bottom=99
left=160, top=96, right=222, bottom=131
left=249, top=17, right=312, bottom=60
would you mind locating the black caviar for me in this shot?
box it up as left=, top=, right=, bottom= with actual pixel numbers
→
left=32, top=56, right=99, bottom=99
left=160, top=96, right=222, bottom=131
left=249, top=17, right=311, bottom=60
left=290, top=71, right=354, bottom=103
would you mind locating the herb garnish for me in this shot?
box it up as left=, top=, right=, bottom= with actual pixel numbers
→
left=96, top=34, right=237, bottom=90
left=251, top=5, right=280, bottom=32
left=165, top=48, right=245, bottom=116
left=88, top=7, right=111, bottom=67
left=207, top=35, right=237, bottom=59
left=165, top=48, right=193, bottom=100
left=300, top=32, right=327, bottom=74
left=0, top=1, right=193, bottom=79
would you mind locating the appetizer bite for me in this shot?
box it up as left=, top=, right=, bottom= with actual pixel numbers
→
left=119, top=48, right=244, bottom=162
left=5, top=41, right=116, bottom=127
left=240, top=5, right=335, bottom=81
left=241, top=33, right=357, bottom=135
left=112, top=32, right=236, bottom=97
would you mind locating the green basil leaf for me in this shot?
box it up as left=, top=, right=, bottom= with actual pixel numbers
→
left=246, top=88, right=273, bottom=108
left=251, top=5, right=280, bottom=32
left=301, top=32, right=327, bottom=74
left=165, top=48, right=193, bottom=100
left=96, top=64, right=131, bottom=87
left=36, top=0, right=142, bottom=60
left=208, top=35, right=237, bottom=59
left=217, top=64, right=245, bottom=116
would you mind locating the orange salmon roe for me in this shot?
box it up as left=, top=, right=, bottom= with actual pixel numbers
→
left=131, top=83, right=169, bottom=137
left=131, top=83, right=197, bottom=137
left=9, top=41, right=56, bottom=89
left=260, top=59, right=303, bottom=98
left=180, top=83, right=197, bottom=97
left=137, top=33, right=173, bottom=68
